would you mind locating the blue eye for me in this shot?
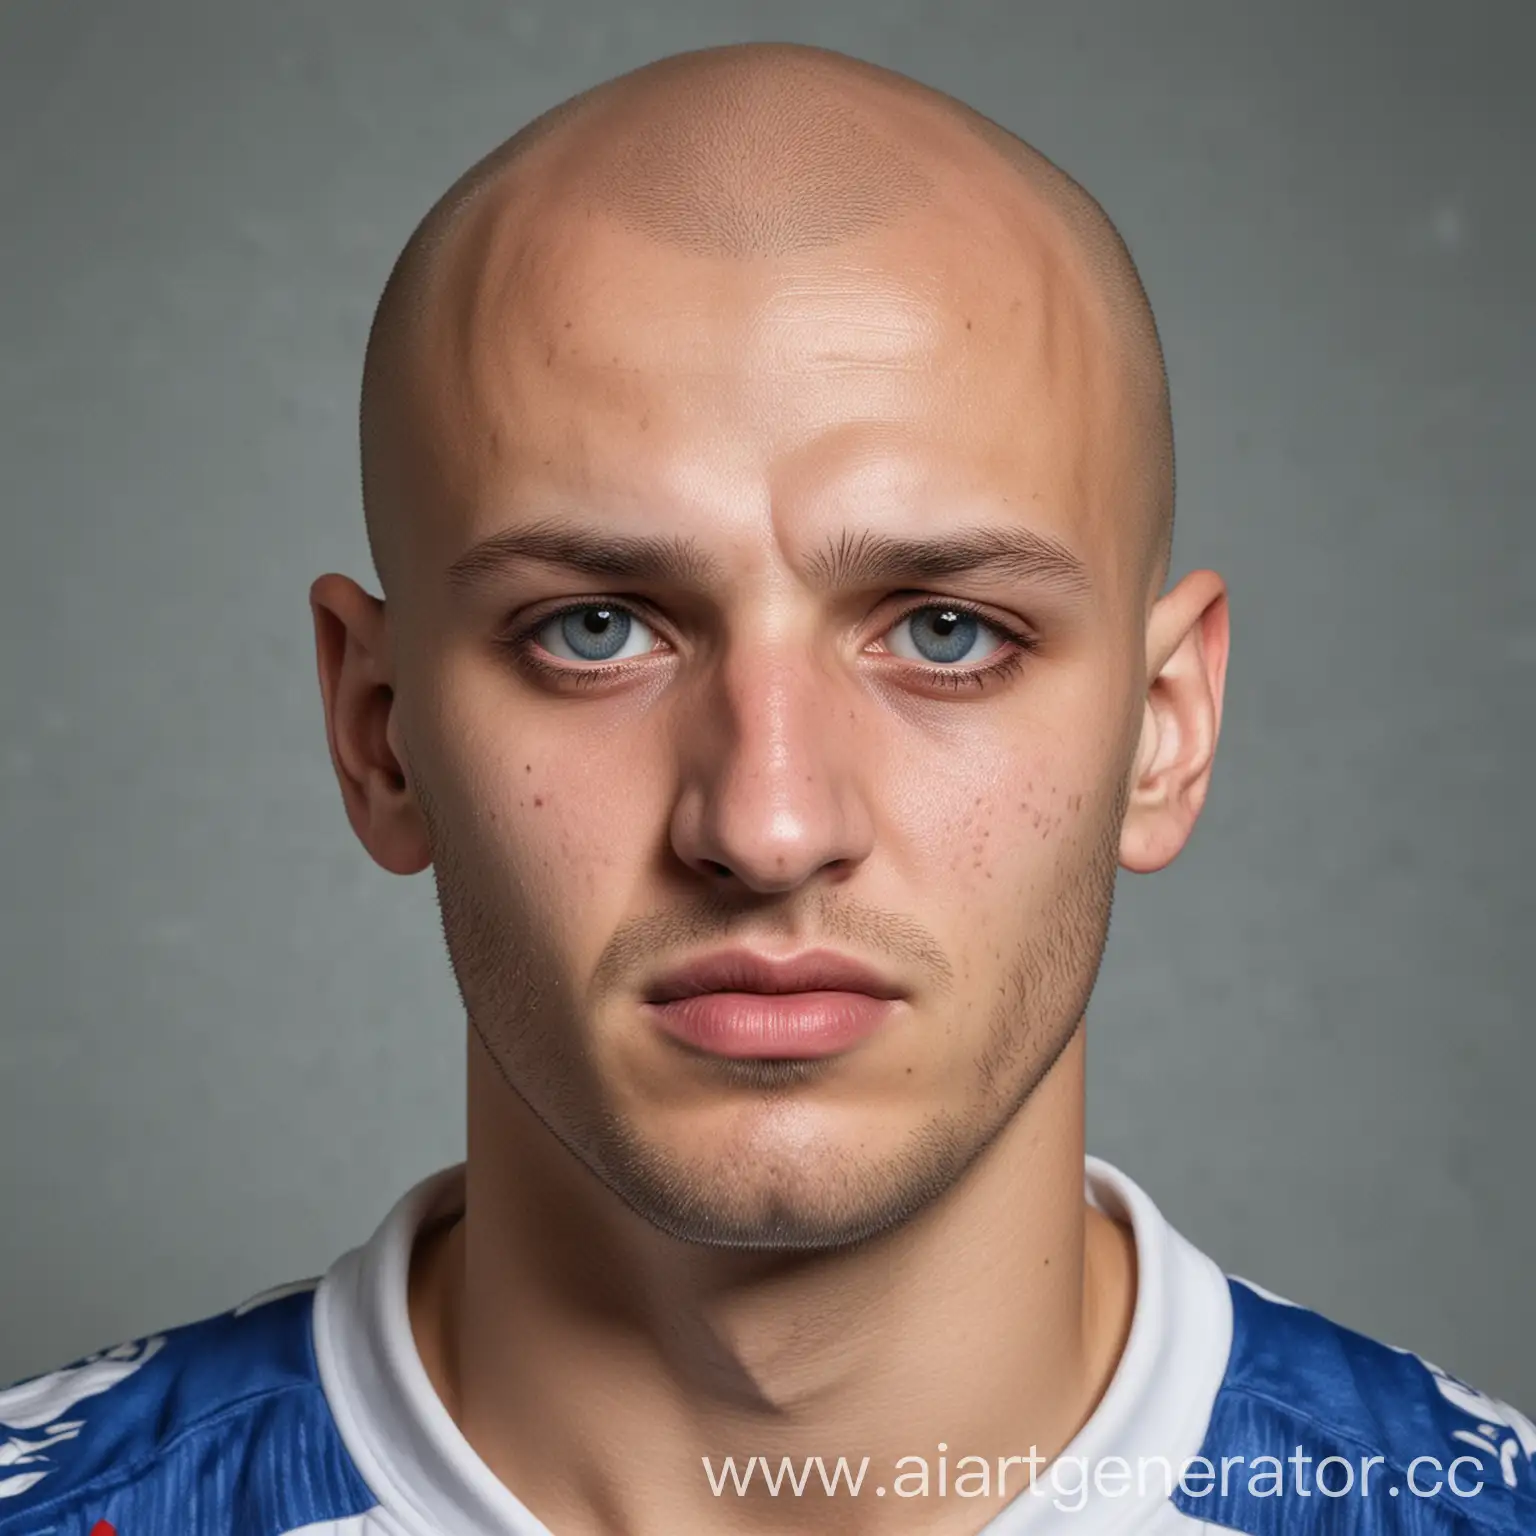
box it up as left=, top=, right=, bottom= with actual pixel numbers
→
left=512, top=598, right=1032, bottom=694
left=886, top=606, right=1007, bottom=667
left=535, top=605, right=656, bottom=663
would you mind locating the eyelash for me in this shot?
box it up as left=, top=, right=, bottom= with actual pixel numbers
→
left=501, top=598, right=1041, bottom=694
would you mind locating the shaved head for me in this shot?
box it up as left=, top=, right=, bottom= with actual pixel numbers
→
left=315, top=39, right=1230, bottom=1258
left=359, top=42, right=1174, bottom=607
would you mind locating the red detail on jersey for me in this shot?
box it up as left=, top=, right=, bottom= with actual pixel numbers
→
left=90, top=1523, right=117, bottom=1536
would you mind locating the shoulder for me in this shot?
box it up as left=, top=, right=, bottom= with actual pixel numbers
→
left=0, top=1279, right=377, bottom=1535
left=1175, top=1274, right=1536, bottom=1534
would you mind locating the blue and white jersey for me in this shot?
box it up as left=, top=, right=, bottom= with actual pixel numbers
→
left=2, top=1160, right=1531, bottom=1534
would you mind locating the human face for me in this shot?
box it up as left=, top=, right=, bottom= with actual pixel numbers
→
left=382, top=196, right=1148, bottom=1249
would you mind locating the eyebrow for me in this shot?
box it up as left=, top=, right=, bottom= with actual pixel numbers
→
left=444, top=515, right=1092, bottom=598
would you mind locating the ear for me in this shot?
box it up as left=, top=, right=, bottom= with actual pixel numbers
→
left=1119, top=569, right=1230, bottom=874
left=309, top=573, right=432, bottom=876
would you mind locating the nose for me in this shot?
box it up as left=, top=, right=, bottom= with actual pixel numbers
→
left=668, top=639, right=875, bottom=895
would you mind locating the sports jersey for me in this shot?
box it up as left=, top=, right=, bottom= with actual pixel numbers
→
left=2, top=1158, right=1531, bottom=1534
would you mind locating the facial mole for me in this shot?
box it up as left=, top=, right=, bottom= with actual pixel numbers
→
left=533, top=796, right=544, bottom=807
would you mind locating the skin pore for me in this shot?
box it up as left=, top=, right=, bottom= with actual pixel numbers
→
left=311, top=42, right=1229, bottom=1536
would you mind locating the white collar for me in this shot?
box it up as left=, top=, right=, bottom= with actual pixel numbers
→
left=313, top=1157, right=1232, bottom=1535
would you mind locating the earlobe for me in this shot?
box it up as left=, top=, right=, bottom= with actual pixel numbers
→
left=1118, top=570, right=1230, bottom=875
left=309, top=574, right=433, bottom=877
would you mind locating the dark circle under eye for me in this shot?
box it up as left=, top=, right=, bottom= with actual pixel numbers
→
left=559, top=606, right=632, bottom=661
left=907, top=607, right=982, bottom=664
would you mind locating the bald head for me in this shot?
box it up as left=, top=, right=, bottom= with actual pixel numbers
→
left=360, top=42, right=1174, bottom=604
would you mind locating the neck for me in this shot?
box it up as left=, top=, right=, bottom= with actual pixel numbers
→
left=409, top=1027, right=1136, bottom=1536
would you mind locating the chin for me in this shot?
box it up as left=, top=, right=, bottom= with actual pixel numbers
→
left=583, top=1096, right=978, bottom=1251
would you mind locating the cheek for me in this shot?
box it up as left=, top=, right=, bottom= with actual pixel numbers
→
left=522, top=782, right=642, bottom=913
left=894, top=727, right=1093, bottom=869
left=432, top=699, right=652, bottom=923
left=908, top=729, right=1114, bottom=957
left=942, top=778, right=1091, bottom=900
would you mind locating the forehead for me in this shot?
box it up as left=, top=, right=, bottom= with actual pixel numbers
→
left=403, top=185, right=1137, bottom=600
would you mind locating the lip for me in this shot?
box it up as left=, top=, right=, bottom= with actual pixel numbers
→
left=643, top=947, right=907, bottom=1006
left=646, top=991, right=898, bottom=1059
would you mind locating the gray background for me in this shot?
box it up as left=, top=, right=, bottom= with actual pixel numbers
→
left=1, top=0, right=1531, bottom=1407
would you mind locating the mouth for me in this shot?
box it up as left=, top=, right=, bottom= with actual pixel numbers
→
left=643, top=989, right=898, bottom=1060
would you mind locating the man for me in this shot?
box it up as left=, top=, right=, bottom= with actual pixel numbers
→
left=2, top=40, right=1529, bottom=1536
